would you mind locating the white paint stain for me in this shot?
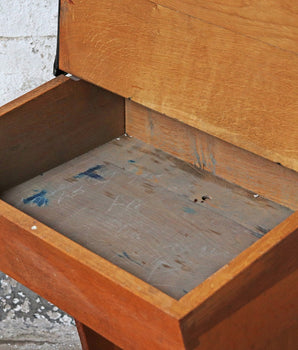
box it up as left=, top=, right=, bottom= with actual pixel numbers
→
left=46, top=311, right=62, bottom=320
left=1, top=280, right=12, bottom=294
left=60, top=314, right=73, bottom=326
left=34, top=313, right=44, bottom=319
left=14, top=304, right=22, bottom=312
left=3, top=303, right=11, bottom=312
left=18, top=298, right=31, bottom=313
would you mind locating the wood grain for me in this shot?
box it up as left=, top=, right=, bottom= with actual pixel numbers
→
left=194, top=270, right=298, bottom=350
left=179, top=211, right=298, bottom=349
left=60, top=0, right=298, bottom=171
left=126, top=100, right=298, bottom=210
left=157, top=0, right=298, bottom=54
left=76, top=320, right=121, bottom=350
left=0, top=76, right=124, bottom=192
left=3, top=137, right=291, bottom=300
left=262, top=322, right=298, bottom=350
left=0, top=201, right=185, bottom=350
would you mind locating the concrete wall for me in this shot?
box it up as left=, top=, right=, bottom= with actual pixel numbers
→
left=0, top=1, right=80, bottom=348
left=0, top=0, right=57, bottom=105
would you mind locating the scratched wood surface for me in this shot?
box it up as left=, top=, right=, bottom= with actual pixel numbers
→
left=2, top=137, right=292, bottom=299
left=59, top=0, right=298, bottom=171
left=126, top=100, right=298, bottom=210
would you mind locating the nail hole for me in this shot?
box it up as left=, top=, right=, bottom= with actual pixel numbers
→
left=201, top=195, right=212, bottom=203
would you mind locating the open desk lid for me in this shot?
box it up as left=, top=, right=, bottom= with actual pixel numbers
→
left=56, top=0, right=298, bottom=172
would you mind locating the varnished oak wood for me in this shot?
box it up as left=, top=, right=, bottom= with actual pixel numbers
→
left=60, top=0, right=298, bottom=171
left=179, top=211, right=298, bottom=349
left=0, top=33, right=296, bottom=347
left=0, top=85, right=297, bottom=348
left=194, top=270, right=298, bottom=350
left=157, top=0, right=298, bottom=54
left=76, top=320, right=121, bottom=350
left=262, top=322, right=298, bottom=350
left=79, top=271, right=298, bottom=349
left=0, top=76, right=125, bottom=192
left=126, top=100, right=298, bottom=210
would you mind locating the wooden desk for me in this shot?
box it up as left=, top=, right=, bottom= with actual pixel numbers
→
left=1, top=0, right=297, bottom=348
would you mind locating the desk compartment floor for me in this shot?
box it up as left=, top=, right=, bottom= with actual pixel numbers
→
left=2, top=136, right=293, bottom=299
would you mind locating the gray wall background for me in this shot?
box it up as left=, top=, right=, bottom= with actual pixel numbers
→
left=0, top=1, right=80, bottom=348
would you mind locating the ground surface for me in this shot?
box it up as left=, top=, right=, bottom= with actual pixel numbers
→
left=0, top=275, right=81, bottom=349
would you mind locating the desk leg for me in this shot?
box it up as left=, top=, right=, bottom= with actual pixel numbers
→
left=76, top=320, right=121, bottom=350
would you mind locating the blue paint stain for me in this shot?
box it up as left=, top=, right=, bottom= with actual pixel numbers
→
left=183, top=207, right=196, bottom=214
left=183, top=289, right=189, bottom=294
left=128, top=159, right=136, bottom=163
left=23, top=190, right=49, bottom=207
left=75, top=165, right=105, bottom=180
left=118, top=251, right=142, bottom=266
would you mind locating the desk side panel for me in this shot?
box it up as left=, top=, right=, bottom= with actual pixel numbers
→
left=0, top=76, right=124, bottom=192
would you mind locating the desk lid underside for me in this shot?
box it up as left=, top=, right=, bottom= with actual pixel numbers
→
left=59, top=0, right=298, bottom=171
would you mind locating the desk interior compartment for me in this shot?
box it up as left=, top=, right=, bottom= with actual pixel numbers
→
left=0, top=76, right=295, bottom=300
